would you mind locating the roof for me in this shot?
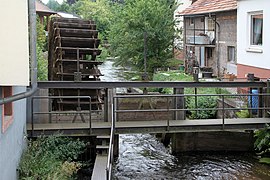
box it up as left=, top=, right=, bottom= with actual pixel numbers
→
left=179, top=0, right=237, bottom=16
left=36, top=0, right=56, bottom=14
left=57, top=12, right=79, bottom=19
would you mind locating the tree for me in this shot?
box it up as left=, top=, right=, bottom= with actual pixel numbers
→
left=109, top=0, right=176, bottom=78
left=74, top=0, right=113, bottom=38
left=46, top=0, right=61, bottom=11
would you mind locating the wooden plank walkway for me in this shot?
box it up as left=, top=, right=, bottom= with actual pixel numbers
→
left=91, top=154, right=107, bottom=180
left=27, top=118, right=270, bottom=136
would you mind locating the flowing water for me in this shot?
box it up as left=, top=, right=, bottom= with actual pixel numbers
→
left=99, top=61, right=270, bottom=180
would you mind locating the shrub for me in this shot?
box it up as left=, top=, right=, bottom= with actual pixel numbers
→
left=186, top=95, right=217, bottom=119
left=18, top=134, right=87, bottom=179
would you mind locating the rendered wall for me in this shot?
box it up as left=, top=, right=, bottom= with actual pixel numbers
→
left=0, top=0, right=29, bottom=86
left=237, top=0, right=270, bottom=77
left=0, top=87, right=27, bottom=180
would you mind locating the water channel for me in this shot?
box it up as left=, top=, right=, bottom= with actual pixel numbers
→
left=99, top=60, right=270, bottom=180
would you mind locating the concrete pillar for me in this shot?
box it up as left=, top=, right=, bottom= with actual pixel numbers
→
left=171, top=131, right=254, bottom=154
left=173, top=88, right=185, bottom=120
left=105, top=88, right=114, bottom=122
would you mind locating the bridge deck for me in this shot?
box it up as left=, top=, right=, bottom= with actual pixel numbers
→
left=27, top=118, right=270, bottom=136
left=91, top=154, right=107, bottom=180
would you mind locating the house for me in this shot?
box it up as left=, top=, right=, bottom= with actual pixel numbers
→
left=174, top=0, right=193, bottom=60
left=36, top=0, right=56, bottom=30
left=179, top=0, right=237, bottom=77
left=0, top=0, right=30, bottom=179
left=174, top=0, right=192, bottom=49
left=237, top=0, right=269, bottom=79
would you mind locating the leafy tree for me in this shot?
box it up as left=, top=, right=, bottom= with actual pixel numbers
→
left=74, top=0, right=114, bottom=37
left=109, top=0, right=176, bottom=78
left=46, top=0, right=61, bottom=11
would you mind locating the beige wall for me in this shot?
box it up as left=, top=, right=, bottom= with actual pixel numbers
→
left=0, top=0, right=29, bottom=86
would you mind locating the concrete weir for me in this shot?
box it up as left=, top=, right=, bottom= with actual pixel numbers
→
left=170, top=131, right=254, bottom=153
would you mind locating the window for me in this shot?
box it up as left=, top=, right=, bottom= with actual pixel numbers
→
left=251, top=13, right=263, bottom=45
left=2, top=86, right=13, bottom=133
left=228, top=46, right=236, bottom=63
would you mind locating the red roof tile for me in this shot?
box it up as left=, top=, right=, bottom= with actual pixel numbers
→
left=36, top=0, right=55, bottom=14
left=179, top=0, right=237, bottom=15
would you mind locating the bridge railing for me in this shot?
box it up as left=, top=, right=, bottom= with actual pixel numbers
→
left=106, top=103, right=115, bottom=180
left=30, top=96, right=92, bottom=136
left=113, top=92, right=270, bottom=130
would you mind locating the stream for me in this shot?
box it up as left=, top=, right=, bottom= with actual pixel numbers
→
left=99, top=60, right=270, bottom=180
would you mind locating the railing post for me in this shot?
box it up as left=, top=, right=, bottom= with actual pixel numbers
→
left=104, top=88, right=108, bottom=122
left=49, top=98, right=52, bottom=123
left=89, top=97, right=92, bottom=135
left=193, top=67, right=199, bottom=118
left=258, top=87, right=263, bottom=118
left=222, top=95, right=225, bottom=130
left=247, top=73, right=254, bottom=118
left=31, top=97, right=34, bottom=137
left=107, top=88, right=114, bottom=122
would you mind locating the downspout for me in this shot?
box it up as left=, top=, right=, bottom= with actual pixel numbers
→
left=0, top=0, right=38, bottom=105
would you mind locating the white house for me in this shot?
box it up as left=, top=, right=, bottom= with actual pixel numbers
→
left=237, top=0, right=270, bottom=79
left=0, top=0, right=30, bottom=179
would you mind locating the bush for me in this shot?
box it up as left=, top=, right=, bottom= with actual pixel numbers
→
left=186, top=95, right=217, bottom=119
left=254, top=125, right=270, bottom=163
left=18, top=134, right=87, bottom=179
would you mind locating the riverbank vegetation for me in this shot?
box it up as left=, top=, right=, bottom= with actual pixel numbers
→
left=18, top=135, right=87, bottom=179
left=254, top=125, right=270, bottom=165
left=151, top=70, right=218, bottom=119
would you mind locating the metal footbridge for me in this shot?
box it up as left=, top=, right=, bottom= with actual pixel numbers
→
left=26, top=80, right=270, bottom=180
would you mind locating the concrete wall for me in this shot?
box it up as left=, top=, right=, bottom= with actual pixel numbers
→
left=237, top=0, right=270, bottom=78
left=171, top=131, right=254, bottom=153
left=0, top=87, right=27, bottom=180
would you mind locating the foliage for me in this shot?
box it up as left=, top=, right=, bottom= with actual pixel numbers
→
left=109, top=0, right=176, bottom=78
left=37, top=46, right=48, bottom=81
left=36, top=17, right=46, bottom=50
left=18, top=134, right=87, bottom=179
left=151, top=71, right=218, bottom=119
left=73, top=0, right=114, bottom=38
left=151, top=71, right=192, bottom=94
left=254, top=125, right=270, bottom=165
left=47, top=0, right=72, bottom=13
left=186, top=95, right=217, bottom=119
left=97, top=46, right=110, bottom=62
left=236, top=109, right=250, bottom=118
left=36, top=17, right=48, bottom=81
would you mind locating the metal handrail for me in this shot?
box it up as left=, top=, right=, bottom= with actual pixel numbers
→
left=106, top=103, right=115, bottom=180
left=113, top=92, right=270, bottom=131
left=31, top=96, right=92, bottom=136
